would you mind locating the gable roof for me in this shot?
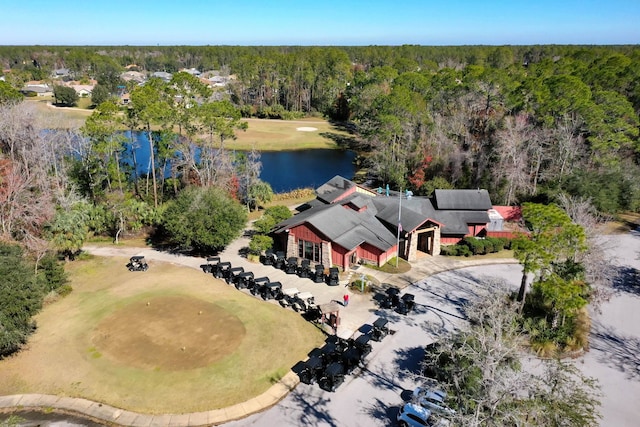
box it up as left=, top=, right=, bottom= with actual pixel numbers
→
left=274, top=176, right=495, bottom=251
left=273, top=202, right=397, bottom=252
left=372, top=196, right=442, bottom=233
left=315, top=175, right=357, bottom=203
left=433, top=189, right=492, bottom=210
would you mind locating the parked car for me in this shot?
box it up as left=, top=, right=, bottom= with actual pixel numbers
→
left=412, top=387, right=455, bottom=417
left=397, top=402, right=431, bottom=427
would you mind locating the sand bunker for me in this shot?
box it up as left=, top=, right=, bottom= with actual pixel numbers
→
left=296, top=127, right=318, bottom=132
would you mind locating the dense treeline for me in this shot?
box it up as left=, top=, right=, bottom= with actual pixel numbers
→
left=2, top=44, right=639, bottom=211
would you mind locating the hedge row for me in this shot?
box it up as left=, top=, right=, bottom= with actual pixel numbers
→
left=441, top=236, right=512, bottom=257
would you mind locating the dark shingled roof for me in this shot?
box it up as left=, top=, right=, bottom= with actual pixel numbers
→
left=273, top=202, right=396, bottom=251
left=273, top=176, right=494, bottom=249
left=434, top=189, right=492, bottom=210
left=435, top=210, right=491, bottom=234
left=372, top=196, right=440, bottom=233
left=315, top=175, right=356, bottom=203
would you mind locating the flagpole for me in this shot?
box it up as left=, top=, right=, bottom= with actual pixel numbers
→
left=396, top=188, right=401, bottom=268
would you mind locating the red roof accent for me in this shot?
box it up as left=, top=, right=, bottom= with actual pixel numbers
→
left=493, top=206, right=522, bottom=222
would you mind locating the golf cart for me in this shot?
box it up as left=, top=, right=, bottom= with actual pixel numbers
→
left=293, top=291, right=315, bottom=312
left=327, top=267, right=340, bottom=286
left=200, top=256, right=220, bottom=273
left=250, top=276, right=270, bottom=296
left=353, top=333, right=372, bottom=358
left=371, top=317, right=389, bottom=342
left=397, top=293, right=416, bottom=315
left=214, top=261, right=231, bottom=279
left=313, top=264, right=326, bottom=283
left=236, top=271, right=254, bottom=289
left=381, top=287, right=401, bottom=309
left=227, top=266, right=245, bottom=284
left=299, top=355, right=323, bottom=385
left=262, top=249, right=274, bottom=266
left=318, top=362, right=345, bottom=392
left=341, top=346, right=362, bottom=374
left=127, top=255, right=148, bottom=272
left=261, top=281, right=282, bottom=300
left=274, top=251, right=286, bottom=270
left=297, top=259, right=312, bottom=278
left=280, top=287, right=300, bottom=308
left=285, top=257, right=298, bottom=274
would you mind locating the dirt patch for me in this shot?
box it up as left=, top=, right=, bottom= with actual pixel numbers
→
left=93, top=295, right=245, bottom=370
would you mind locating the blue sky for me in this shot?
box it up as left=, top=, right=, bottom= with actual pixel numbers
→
left=2, top=0, right=639, bottom=45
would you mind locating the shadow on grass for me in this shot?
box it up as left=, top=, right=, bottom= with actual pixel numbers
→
left=319, top=131, right=358, bottom=150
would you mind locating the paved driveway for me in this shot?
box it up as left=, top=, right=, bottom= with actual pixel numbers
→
left=224, top=230, right=640, bottom=427
left=224, top=264, right=521, bottom=427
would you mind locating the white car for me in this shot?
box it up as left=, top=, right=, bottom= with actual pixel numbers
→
left=397, top=402, right=432, bottom=427
left=412, top=387, right=456, bottom=417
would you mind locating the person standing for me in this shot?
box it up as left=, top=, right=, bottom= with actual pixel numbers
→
left=343, top=293, right=349, bottom=307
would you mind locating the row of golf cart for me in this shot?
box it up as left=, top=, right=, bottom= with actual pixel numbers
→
left=200, top=256, right=318, bottom=315
left=380, top=287, right=416, bottom=315
left=261, top=250, right=341, bottom=286
left=296, top=318, right=390, bottom=392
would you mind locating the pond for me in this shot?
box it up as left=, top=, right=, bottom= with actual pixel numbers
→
left=259, top=149, right=356, bottom=193
left=127, top=132, right=356, bottom=193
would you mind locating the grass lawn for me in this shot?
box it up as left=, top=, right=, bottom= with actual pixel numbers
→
left=228, top=118, right=355, bottom=151
left=28, top=100, right=355, bottom=152
left=599, top=212, right=640, bottom=234
left=27, top=98, right=93, bottom=128
left=0, top=256, right=324, bottom=414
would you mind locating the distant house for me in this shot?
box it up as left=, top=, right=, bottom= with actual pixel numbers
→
left=181, top=68, right=201, bottom=76
left=121, top=70, right=146, bottom=84
left=271, top=176, right=495, bottom=271
left=151, top=71, right=172, bottom=82
left=53, top=68, right=70, bottom=78
left=70, top=84, right=94, bottom=97
left=22, top=82, right=53, bottom=97
left=209, top=75, right=227, bottom=87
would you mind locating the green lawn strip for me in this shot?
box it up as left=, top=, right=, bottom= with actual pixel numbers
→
left=228, top=119, right=353, bottom=151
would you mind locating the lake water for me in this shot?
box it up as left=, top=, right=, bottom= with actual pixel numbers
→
left=127, top=132, right=356, bottom=193
left=259, top=149, right=356, bottom=193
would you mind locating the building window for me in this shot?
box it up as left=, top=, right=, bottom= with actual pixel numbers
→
left=298, top=239, right=321, bottom=262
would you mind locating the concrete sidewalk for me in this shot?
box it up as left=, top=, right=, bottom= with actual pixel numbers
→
left=0, top=232, right=518, bottom=426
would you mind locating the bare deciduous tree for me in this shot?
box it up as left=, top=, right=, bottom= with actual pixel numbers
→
left=420, top=290, right=601, bottom=427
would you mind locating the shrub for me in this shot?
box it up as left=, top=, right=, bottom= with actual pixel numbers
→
left=249, top=234, right=273, bottom=255
left=457, top=245, right=472, bottom=257
left=462, top=237, right=484, bottom=255
left=440, top=245, right=457, bottom=256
